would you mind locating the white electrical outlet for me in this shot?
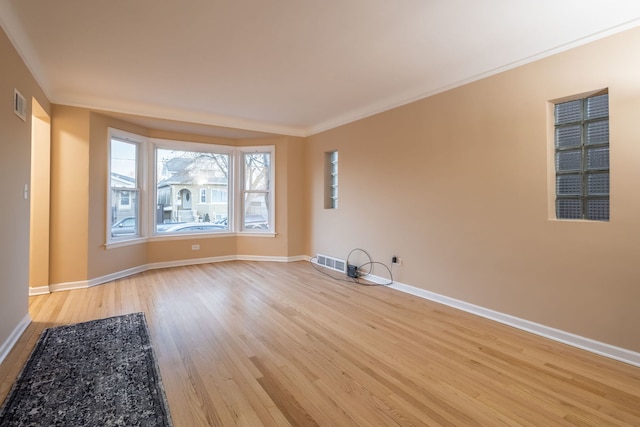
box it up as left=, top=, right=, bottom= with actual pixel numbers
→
left=191, top=244, right=200, bottom=250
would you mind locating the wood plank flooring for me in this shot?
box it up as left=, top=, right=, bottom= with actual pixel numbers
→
left=1, top=260, right=639, bottom=426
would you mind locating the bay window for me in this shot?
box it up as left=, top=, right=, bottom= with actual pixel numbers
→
left=107, top=128, right=275, bottom=243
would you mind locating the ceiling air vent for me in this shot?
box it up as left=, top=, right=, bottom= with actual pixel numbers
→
left=14, top=89, right=26, bottom=121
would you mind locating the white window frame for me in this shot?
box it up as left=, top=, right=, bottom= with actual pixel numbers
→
left=236, top=146, right=275, bottom=234
left=152, top=140, right=276, bottom=236
left=107, top=128, right=148, bottom=245
left=199, top=188, right=207, bottom=203
left=152, top=138, right=234, bottom=236
left=106, top=130, right=276, bottom=245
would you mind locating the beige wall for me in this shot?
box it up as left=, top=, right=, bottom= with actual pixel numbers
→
left=0, top=26, right=50, bottom=351
left=50, top=105, right=91, bottom=284
left=284, top=137, right=309, bottom=257
left=307, top=27, right=640, bottom=352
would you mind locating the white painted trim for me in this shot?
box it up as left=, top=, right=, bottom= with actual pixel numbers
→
left=28, top=286, right=51, bottom=296
left=87, top=265, right=148, bottom=288
left=363, top=273, right=640, bottom=368
left=48, top=255, right=310, bottom=293
left=307, top=19, right=640, bottom=137
left=34, top=256, right=640, bottom=367
left=49, top=280, right=89, bottom=293
left=0, top=314, right=31, bottom=365
left=147, top=255, right=237, bottom=271
left=237, top=255, right=298, bottom=263
left=289, top=255, right=311, bottom=262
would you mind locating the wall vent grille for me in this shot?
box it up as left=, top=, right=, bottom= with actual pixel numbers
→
left=14, top=89, right=26, bottom=121
left=315, top=253, right=346, bottom=273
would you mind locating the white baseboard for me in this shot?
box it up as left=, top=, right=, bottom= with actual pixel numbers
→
left=87, top=265, right=148, bottom=288
left=47, top=254, right=310, bottom=294
left=361, top=273, right=640, bottom=368
left=28, top=286, right=51, bottom=296
left=25, top=257, right=640, bottom=368
left=237, top=254, right=309, bottom=263
left=0, top=313, right=31, bottom=365
left=147, top=255, right=237, bottom=271
left=49, top=280, right=89, bottom=293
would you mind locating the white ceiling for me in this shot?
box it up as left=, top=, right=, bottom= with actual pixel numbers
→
left=2, top=0, right=640, bottom=137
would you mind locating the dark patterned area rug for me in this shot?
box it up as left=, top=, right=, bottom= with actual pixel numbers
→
left=0, top=313, right=173, bottom=426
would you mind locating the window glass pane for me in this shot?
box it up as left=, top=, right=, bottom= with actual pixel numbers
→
left=555, top=125, right=581, bottom=148
left=556, top=199, right=582, bottom=219
left=110, top=139, right=138, bottom=238
left=587, top=199, right=609, bottom=221
left=111, top=140, right=137, bottom=186
left=586, top=120, right=609, bottom=145
left=156, top=149, right=229, bottom=232
left=587, top=173, right=609, bottom=196
left=556, top=175, right=582, bottom=196
left=586, top=94, right=608, bottom=119
left=244, top=153, right=271, bottom=191
left=110, top=190, right=138, bottom=237
left=587, top=147, right=609, bottom=170
left=243, top=192, right=269, bottom=230
left=555, top=99, right=582, bottom=125
left=555, top=150, right=582, bottom=172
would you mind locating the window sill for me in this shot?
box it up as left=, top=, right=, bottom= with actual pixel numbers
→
left=237, top=231, right=277, bottom=238
left=150, top=231, right=276, bottom=240
left=148, top=231, right=237, bottom=242
left=106, top=230, right=277, bottom=249
left=549, top=218, right=609, bottom=223
left=105, top=236, right=148, bottom=249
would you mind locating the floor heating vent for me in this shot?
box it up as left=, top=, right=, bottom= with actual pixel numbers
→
left=315, top=253, right=346, bottom=273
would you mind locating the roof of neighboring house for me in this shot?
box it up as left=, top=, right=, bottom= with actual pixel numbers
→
left=110, top=172, right=135, bottom=187
left=157, top=156, right=228, bottom=188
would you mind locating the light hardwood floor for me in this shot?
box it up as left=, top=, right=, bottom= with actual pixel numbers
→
left=1, top=261, right=639, bottom=426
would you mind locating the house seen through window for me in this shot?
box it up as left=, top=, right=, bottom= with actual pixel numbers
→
left=110, top=138, right=139, bottom=237
left=156, top=149, right=230, bottom=233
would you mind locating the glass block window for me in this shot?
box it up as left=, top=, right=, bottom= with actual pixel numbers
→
left=554, top=93, right=609, bottom=221
left=325, top=151, right=338, bottom=209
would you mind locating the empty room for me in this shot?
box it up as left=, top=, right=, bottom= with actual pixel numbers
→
left=1, top=1, right=640, bottom=425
